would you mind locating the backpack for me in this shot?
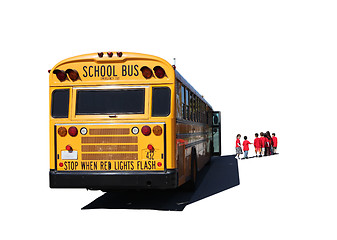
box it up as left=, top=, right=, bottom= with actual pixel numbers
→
left=265, top=137, right=270, bottom=147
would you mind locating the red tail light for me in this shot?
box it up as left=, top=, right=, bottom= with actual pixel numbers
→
left=66, top=145, right=72, bottom=151
left=117, top=52, right=123, bottom=57
left=68, top=127, right=78, bottom=137
left=53, top=70, right=67, bottom=81
left=140, top=66, right=153, bottom=79
left=141, top=126, right=151, bottom=136
left=153, top=66, right=165, bottom=78
left=107, top=52, right=113, bottom=57
left=66, top=69, right=79, bottom=81
left=98, top=52, right=104, bottom=57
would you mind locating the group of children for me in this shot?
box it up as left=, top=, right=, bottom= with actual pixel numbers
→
left=235, top=131, right=278, bottom=160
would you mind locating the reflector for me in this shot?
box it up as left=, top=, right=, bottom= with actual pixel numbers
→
left=140, top=66, right=153, bottom=79
left=153, top=66, right=165, bottom=78
left=98, top=52, right=103, bottom=57
left=107, top=52, right=113, bottom=57
left=117, top=52, right=123, bottom=57
left=147, top=144, right=154, bottom=151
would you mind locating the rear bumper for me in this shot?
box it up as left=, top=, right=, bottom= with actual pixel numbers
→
left=49, top=169, right=178, bottom=190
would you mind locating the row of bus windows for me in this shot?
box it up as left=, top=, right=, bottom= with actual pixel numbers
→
left=51, top=87, right=170, bottom=118
left=176, top=80, right=212, bottom=124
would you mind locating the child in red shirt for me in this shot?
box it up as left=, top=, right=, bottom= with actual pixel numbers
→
left=272, top=133, right=278, bottom=154
left=260, top=132, right=265, bottom=156
left=254, top=133, right=261, bottom=157
left=235, top=134, right=242, bottom=160
left=242, top=136, right=252, bottom=159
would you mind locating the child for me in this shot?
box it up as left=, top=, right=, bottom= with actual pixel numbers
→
left=235, top=134, right=242, bottom=160
left=242, top=136, right=252, bottom=159
left=272, top=133, right=278, bottom=154
left=254, top=133, right=261, bottom=157
left=260, top=132, right=265, bottom=156
left=265, top=131, right=271, bottom=156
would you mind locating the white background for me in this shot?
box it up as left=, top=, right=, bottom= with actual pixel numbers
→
left=1, top=0, right=337, bottom=239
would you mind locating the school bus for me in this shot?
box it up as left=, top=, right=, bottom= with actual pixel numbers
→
left=49, top=52, right=221, bottom=190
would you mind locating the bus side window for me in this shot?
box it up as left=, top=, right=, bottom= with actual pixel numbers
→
left=176, top=81, right=182, bottom=119
left=152, top=87, right=171, bottom=117
left=181, top=85, right=185, bottom=119
left=185, top=89, right=189, bottom=120
left=190, top=92, right=193, bottom=121
left=190, top=93, right=193, bottom=121
left=51, top=89, right=69, bottom=118
left=192, top=94, right=196, bottom=121
left=197, top=98, right=201, bottom=122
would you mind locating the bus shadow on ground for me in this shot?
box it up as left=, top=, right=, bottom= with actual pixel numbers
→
left=82, top=155, right=240, bottom=211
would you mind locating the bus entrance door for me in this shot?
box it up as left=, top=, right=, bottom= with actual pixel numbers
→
left=212, top=111, right=221, bottom=156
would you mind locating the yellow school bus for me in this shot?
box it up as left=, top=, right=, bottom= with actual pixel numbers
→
left=49, top=52, right=221, bottom=190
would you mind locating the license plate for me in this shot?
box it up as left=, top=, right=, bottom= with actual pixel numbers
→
left=61, top=151, right=78, bottom=160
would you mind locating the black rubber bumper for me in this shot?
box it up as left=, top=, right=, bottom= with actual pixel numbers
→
left=49, top=169, right=178, bottom=190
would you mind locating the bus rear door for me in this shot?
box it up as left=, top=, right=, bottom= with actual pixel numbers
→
left=212, top=111, right=221, bottom=156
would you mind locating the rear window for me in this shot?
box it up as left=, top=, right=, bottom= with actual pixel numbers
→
left=51, top=89, right=69, bottom=118
left=152, top=87, right=171, bottom=116
left=76, top=89, right=145, bottom=115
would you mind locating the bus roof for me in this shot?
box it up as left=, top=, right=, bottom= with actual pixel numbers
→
left=51, top=52, right=172, bottom=69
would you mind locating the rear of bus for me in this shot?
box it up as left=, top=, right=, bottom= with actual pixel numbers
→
left=49, top=52, right=177, bottom=190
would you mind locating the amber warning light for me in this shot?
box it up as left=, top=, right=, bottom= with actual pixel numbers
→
left=53, top=69, right=79, bottom=81
left=153, top=66, right=165, bottom=78
left=140, top=66, right=153, bottom=79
